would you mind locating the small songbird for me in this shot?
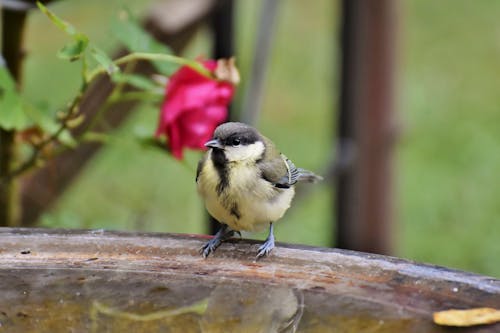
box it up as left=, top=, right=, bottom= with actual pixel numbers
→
left=196, top=122, right=322, bottom=259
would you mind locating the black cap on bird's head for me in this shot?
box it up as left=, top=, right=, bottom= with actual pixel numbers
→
left=205, top=122, right=261, bottom=150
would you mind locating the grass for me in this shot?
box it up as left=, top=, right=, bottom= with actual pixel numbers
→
left=18, top=0, right=500, bottom=277
left=398, top=0, right=500, bottom=276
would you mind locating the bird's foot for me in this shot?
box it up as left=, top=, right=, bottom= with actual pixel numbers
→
left=200, top=226, right=234, bottom=258
left=256, top=234, right=275, bottom=259
left=200, top=237, right=222, bottom=258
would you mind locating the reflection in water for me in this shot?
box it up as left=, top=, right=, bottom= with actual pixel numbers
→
left=90, top=298, right=208, bottom=332
left=89, top=283, right=303, bottom=333
left=201, top=284, right=303, bottom=333
left=0, top=268, right=494, bottom=332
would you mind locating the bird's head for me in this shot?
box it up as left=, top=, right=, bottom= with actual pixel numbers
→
left=205, top=122, right=265, bottom=163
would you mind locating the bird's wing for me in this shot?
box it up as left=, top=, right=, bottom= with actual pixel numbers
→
left=259, top=154, right=299, bottom=189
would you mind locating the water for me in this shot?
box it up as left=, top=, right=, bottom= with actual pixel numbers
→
left=0, top=268, right=466, bottom=333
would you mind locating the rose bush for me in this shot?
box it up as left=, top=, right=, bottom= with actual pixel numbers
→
left=155, top=59, right=239, bottom=159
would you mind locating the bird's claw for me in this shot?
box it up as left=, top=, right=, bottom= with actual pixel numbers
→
left=256, top=237, right=275, bottom=259
left=200, top=226, right=235, bottom=258
left=200, top=237, right=221, bottom=258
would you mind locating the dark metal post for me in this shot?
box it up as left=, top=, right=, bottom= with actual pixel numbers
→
left=209, top=0, right=234, bottom=234
left=240, top=0, right=279, bottom=125
left=212, top=0, right=234, bottom=62
left=335, top=0, right=398, bottom=254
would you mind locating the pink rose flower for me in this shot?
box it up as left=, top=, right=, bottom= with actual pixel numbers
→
left=155, top=59, right=239, bottom=159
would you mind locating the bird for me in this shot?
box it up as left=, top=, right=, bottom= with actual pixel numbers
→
left=196, top=122, right=322, bottom=259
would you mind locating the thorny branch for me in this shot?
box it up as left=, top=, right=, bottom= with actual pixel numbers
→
left=1, top=82, right=86, bottom=183
left=1, top=51, right=203, bottom=184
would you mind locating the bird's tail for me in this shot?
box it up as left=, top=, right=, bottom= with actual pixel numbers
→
left=297, top=169, right=323, bottom=183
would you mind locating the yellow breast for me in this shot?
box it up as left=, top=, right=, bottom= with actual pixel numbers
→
left=197, top=154, right=295, bottom=232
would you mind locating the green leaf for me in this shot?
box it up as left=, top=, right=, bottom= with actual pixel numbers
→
left=57, top=34, right=89, bottom=61
left=0, top=61, right=15, bottom=90
left=58, top=129, right=77, bottom=148
left=0, top=95, right=26, bottom=130
left=21, top=101, right=58, bottom=133
left=111, top=9, right=177, bottom=74
left=111, top=9, right=171, bottom=54
left=0, top=64, right=29, bottom=130
left=112, top=73, right=158, bottom=91
left=37, top=1, right=78, bottom=37
left=90, top=46, right=120, bottom=75
left=37, top=1, right=89, bottom=62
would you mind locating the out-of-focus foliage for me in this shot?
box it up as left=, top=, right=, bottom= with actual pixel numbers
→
left=22, top=0, right=500, bottom=277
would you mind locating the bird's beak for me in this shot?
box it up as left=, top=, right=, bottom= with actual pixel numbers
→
left=205, top=138, right=223, bottom=150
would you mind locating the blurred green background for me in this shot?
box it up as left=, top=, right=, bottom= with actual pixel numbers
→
left=19, top=0, right=499, bottom=277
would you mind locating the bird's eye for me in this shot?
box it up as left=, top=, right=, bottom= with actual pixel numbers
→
left=231, top=138, right=241, bottom=146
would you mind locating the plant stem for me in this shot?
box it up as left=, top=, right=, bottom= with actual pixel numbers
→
left=109, top=91, right=162, bottom=103
left=86, top=52, right=212, bottom=83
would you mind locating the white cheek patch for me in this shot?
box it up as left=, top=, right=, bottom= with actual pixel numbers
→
left=225, top=141, right=265, bottom=162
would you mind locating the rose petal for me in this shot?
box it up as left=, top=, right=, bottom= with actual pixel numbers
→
left=166, top=121, right=183, bottom=159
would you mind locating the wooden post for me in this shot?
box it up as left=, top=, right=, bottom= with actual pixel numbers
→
left=0, top=7, right=28, bottom=226
left=335, top=0, right=398, bottom=254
